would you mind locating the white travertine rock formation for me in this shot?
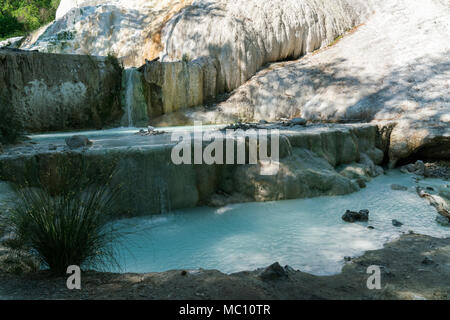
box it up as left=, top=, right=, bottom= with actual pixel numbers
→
left=23, top=0, right=192, bottom=67
left=171, top=0, right=449, bottom=164
left=160, top=0, right=376, bottom=92
left=55, top=0, right=79, bottom=19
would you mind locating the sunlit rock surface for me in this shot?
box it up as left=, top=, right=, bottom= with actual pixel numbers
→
left=23, top=0, right=192, bottom=68
left=166, top=0, right=449, bottom=164
left=161, top=0, right=375, bottom=92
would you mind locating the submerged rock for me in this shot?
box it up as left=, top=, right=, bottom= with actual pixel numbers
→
left=391, top=184, right=408, bottom=191
left=356, top=179, right=367, bottom=188
left=392, top=219, right=403, bottom=227
left=421, top=257, right=434, bottom=265
left=65, top=135, right=93, bottom=149
left=342, top=209, right=369, bottom=223
left=436, top=215, right=450, bottom=227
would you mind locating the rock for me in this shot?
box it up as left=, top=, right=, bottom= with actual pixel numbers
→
left=136, top=129, right=166, bottom=136
left=259, top=262, right=288, bottom=281
left=421, top=257, right=434, bottom=265
left=0, top=50, right=122, bottom=132
left=391, top=184, right=408, bottom=191
left=342, top=209, right=369, bottom=223
left=344, top=256, right=352, bottom=262
left=25, top=0, right=191, bottom=68
left=290, top=118, right=307, bottom=126
left=356, top=179, right=367, bottom=188
left=400, top=166, right=409, bottom=174
left=392, top=219, right=403, bottom=227
left=0, top=36, right=24, bottom=49
left=144, top=57, right=219, bottom=116
left=65, top=135, right=93, bottom=149
left=161, top=0, right=373, bottom=92
left=258, top=120, right=268, bottom=124
left=416, top=187, right=428, bottom=198
left=283, top=265, right=296, bottom=273
left=171, top=1, right=450, bottom=169
left=436, top=215, right=450, bottom=227
left=367, top=226, right=375, bottom=229
left=423, top=161, right=450, bottom=179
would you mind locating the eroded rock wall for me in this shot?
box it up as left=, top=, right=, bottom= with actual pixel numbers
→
left=143, top=57, right=218, bottom=117
left=0, top=49, right=122, bottom=132
left=161, top=0, right=375, bottom=92
left=0, top=124, right=385, bottom=216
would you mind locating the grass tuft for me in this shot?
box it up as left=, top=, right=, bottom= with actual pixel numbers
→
left=5, top=177, right=123, bottom=275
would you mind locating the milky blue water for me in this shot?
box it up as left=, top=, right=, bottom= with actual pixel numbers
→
left=112, top=171, right=449, bottom=275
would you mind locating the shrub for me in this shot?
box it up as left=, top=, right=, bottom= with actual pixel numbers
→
left=7, top=180, right=123, bottom=275
left=0, top=0, right=61, bottom=40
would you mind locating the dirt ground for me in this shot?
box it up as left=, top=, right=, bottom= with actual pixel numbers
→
left=0, top=233, right=449, bottom=300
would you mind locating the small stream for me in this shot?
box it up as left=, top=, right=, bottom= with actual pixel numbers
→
left=111, top=171, right=450, bottom=275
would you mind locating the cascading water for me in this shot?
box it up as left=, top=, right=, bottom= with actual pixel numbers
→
left=281, top=135, right=293, bottom=157
left=121, top=68, right=149, bottom=127
left=158, top=180, right=171, bottom=214
left=124, top=68, right=135, bottom=127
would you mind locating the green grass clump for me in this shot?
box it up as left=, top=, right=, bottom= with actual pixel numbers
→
left=7, top=181, right=122, bottom=275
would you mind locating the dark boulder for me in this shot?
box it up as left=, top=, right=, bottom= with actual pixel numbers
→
left=259, top=262, right=288, bottom=281
left=65, top=135, right=93, bottom=149
left=342, top=209, right=369, bottom=222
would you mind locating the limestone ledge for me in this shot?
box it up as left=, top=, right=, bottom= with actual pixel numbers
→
left=0, top=123, right=386, bottom=216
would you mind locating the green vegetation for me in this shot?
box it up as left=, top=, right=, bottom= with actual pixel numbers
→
left=0, top=0, right=61, bottom=40
left=5, top=169, right=124, bottom=275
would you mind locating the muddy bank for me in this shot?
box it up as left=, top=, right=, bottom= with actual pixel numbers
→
left=0, top=233, right=448, bottom=300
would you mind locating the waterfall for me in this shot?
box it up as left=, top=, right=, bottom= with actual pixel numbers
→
left=124, top=68, right=135, bottom=127
left=281, top=135, right=293, bottom=157
left=157, top=180, right=171, bottom=214
left=121, top=68, right=149, bottom=127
